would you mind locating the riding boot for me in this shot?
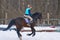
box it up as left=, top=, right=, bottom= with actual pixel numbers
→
left=27, top=23, right=30, bottom=26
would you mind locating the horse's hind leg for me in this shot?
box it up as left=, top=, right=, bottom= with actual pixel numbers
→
left=16, top=29, right=22, bottom=40
left=27, top=27, right=36, bottom=37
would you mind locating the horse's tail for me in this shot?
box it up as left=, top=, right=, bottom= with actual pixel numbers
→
left=3, top=19, right=15, bottom=31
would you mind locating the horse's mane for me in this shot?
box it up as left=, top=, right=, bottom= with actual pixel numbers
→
left=32, top=12, right=42, bottom=19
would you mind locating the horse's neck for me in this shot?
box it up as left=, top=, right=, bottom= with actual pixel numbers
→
left=33, top=18, right=37, bottom=23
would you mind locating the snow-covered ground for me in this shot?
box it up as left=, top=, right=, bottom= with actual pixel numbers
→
left=0, top=30, right=60, bottom=40
left=0, top=25, right=60, bottom=40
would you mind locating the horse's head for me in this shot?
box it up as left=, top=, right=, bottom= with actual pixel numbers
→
left=32, top=12, right=42, bottom=20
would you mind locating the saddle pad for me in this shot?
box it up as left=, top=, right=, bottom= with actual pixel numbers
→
left=24, top=18, right=30, bottom=23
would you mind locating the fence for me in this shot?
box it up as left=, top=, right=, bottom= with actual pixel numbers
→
left=0, top=18, right=60, bottom=26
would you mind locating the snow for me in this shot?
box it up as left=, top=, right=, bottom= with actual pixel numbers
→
left=0, top=31, right=60, bottom=40
left=0, top=25, right=60, bottom=40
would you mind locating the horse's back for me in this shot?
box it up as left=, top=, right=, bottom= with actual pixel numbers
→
left=15, top=17, right=31, bottom=27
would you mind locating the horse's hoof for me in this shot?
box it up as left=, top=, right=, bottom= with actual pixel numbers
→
left=3, top=30, right=6, bottom=31
left=19, top=36, right=22, bottom=40
left=32, top=34, right=35, bottom=37
left=32, top=33, right=35, bottom=37
left=27, top=34, right=32, bottom=36
left=3, top=29, right=7, bottom=31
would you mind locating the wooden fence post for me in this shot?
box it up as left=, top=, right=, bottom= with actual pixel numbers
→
left=47, top=13, right=50, bottom=24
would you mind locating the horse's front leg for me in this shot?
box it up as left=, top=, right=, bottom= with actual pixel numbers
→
left=16, top=29, right=22, bottom=40
left=27, top=27, right=36, bottom=37
left=32, top=27, right=36, bottom=37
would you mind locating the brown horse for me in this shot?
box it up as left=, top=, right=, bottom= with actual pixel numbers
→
left=3, top=12, right=42, bottom=39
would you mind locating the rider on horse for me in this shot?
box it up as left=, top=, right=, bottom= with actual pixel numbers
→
left=24, top=4, right=33, bottom=26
